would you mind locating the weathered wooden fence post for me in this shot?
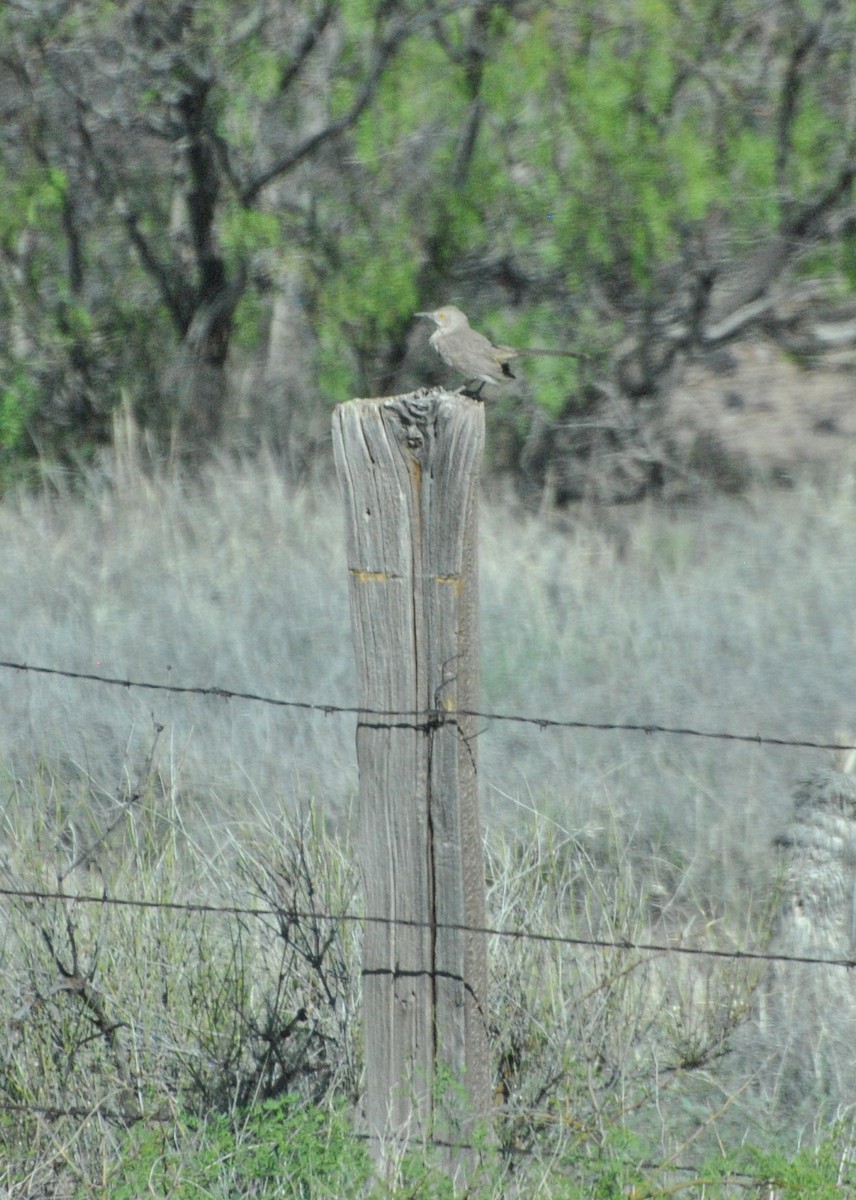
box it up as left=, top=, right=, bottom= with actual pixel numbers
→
left=333, top=388, right=490, bottom=1161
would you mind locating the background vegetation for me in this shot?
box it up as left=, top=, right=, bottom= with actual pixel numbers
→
left=2, top=0, right=856, bottom=491
left=1, top=456, right=855, bottom=1194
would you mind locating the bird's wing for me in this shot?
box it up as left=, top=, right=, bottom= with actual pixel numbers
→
left=434, top=329, right=510, bottom=380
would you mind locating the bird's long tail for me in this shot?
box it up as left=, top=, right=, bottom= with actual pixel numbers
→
left=512, top=347, right=587, bottom=360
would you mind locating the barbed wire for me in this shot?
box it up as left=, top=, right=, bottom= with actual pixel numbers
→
left=2, top=884, right=854, bottom=972
left=1, top=657, right=854, bottom=754
left=2, top=649, right=853, bottom=1181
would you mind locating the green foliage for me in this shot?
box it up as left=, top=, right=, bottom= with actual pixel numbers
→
left=487, top=306, right=584, bottom=415
left=315, top=216, right=421, bottom=398
left=229, top=43, right=282, bottom=105
left=0, top=166, right=67, bottom=246
left=324, top=236, right=420, bottom=334
left=727, top=129, right=779, bottom=231
left=0, top=369, right=37, bottom=453
left=317, top=322, right=360, bottom=401
left=473, top=2, right=808, bottom=298
left=354, top=38, right=451, bottom=164
left=680, top=1138, right=854, bottom=1199
left=232, top=286, right=266, bottom=351
left=558, top=51, right=692, bottom=276
left=790, top=91, right=846, bottom=193
left=110, top=1096, right=370, bottom=1199
left=220, top=209, right=281, bottom=260
left=837, top=233, right=856, bottom=290
left=3, top=0, right=856, bottom=467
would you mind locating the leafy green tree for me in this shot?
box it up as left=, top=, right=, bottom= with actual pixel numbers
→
left=397, top=0, right=856, bottom=493
left=1, top=0, right=855, bottom=489
left=0, top=0, right=422, bottom=462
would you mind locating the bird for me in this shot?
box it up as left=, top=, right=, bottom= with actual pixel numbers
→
left=415, top=305, right=583, bottom=398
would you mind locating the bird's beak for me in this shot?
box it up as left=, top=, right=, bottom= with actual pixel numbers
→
left=415, top=312, right=431, bottom=318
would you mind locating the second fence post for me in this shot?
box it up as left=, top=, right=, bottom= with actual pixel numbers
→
left=333, top=388, right=490, bottom=1161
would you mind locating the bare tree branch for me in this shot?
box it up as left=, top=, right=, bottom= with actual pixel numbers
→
left=775, top=21, right=822, bottom=184
left=787, top=158, right=856, bottom=240
left=278, top=0, right=338, bottom=96
left=240, top=20, right=410, bottom=204
left=120, top=206, right=194, bottom=334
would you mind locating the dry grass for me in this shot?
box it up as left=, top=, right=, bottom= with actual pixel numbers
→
left=1, top=451, right=855, bottom=1191
left=3, top=456, right=854, bottom=877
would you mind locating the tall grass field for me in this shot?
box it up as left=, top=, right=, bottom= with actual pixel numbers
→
left=1, top=452, right=855, bottom=1196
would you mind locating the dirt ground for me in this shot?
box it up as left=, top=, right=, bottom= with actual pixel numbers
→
left=672, top=339, right=856, bottom=479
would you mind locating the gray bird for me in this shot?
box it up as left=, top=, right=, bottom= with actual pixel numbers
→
left=415, top=305, right=582, bottom=398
